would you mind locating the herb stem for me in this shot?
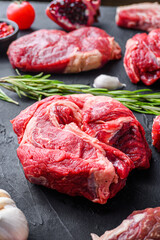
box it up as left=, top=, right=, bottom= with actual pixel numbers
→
left=0, top=73, right=160, bottom=115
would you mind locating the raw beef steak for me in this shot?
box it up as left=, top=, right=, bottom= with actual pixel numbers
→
left=11, top=94, right=151, bottom=204
left=7, top=27, right=121, bottom=74
left=116, top=2, right=160, bottom=32
left=91, top=207, right=160, bottom=240
left=152, top=115, right=160, bottom=151
left=124, top=29, right=160, bottom=86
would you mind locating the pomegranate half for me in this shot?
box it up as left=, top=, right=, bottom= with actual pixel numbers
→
left=46, top=0, right=101, bottom=31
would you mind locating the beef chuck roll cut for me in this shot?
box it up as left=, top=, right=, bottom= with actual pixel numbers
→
left=7, top=27, right=121, bottom=74
left=124, top=29, right=160, bottom=86
left=91, top=207, right=160, bottom=239
left=11, top=94, right=151, bottom=204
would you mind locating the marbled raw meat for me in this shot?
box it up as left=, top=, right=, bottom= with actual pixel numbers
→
left=91, top=207, right=160, bottom=239
left=124, top=29, right=160, bottom=86
left=11, top=94, right=151, bottom=204
left=7, top=27, right=121, bottom=74
left=116, top=2, right=160, bottom=32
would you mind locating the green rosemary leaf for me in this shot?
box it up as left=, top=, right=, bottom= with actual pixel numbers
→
left=1, top=72, right=160, bottom=115
left=0, top=88, right=19, bottom=105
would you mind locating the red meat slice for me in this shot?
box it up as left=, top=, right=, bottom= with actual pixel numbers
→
left=7, top=27, right=121, bottom=74
left=91, top=207, right=160, bottom=239
left=124, top=29, right=160, bottom=86
left=116, top=2, right=160, bottom=32
left=11, top=94, right=151, bottom=204
left=152, top=115, right=160, bottom=151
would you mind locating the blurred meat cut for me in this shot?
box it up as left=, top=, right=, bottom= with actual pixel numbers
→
left=124, top=29, right=160, bottom=86
left=116, top=2, right=160, bottom=32
left=91, top=207, right=160, bottom=240
left=152, top=115, right=160, bottom=151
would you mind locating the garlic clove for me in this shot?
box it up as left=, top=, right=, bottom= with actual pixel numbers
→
left=0, top=198, right=16, bottom=210
left=0, top=208, right=29, bottom=240
left=0, top=189, right=29, bottom=240
left=0, top=190, right=11, bottom=199
left=93, top=74, right=126, bottom=90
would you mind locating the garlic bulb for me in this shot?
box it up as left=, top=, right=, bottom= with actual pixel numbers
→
left=0, top=189, right=29, bottom=240
left=93, top=74, right=126, bottom=90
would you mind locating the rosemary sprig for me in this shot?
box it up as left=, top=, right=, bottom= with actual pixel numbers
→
left=0, top=88, right=18, bottom=105
left=0, top=72, right=160, bottom=115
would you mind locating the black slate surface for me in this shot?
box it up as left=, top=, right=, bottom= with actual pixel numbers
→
left=0, top=2, right=160, bottom=240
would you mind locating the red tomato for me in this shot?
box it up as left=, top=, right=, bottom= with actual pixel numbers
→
left=7, top=1, right=35, bottom=30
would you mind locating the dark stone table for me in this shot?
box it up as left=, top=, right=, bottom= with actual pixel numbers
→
left=0, top=2, right=159, bottom=240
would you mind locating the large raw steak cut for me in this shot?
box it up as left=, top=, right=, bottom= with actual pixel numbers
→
left=7, top=27, right=121, bottom=74
left=11, top=94, right=151, bottom=204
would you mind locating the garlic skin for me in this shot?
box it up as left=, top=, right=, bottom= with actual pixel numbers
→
left=0, top=189, right=29, bottom=240
left=93, top=74, right=126, bottom=90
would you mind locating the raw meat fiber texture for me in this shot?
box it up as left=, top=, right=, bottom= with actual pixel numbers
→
left=11, top=94, right=151, bottom=204
left=152, top=115, right=160, bottom=151
left=7, top=27, right=121, bottom=74
left=124, top=29, right=160, bottom=86
left=91, top=207, right=160, bottom=239
left=116, top=2, right=160, bottom=32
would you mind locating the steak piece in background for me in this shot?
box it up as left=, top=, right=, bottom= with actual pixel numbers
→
left=116, top=2, right=160, bottom=32
left=124, top=29, right=160, bottom=86
left=152, top=115, right=160, bottom=151
left=91, top=207, right=160, bottom=240
left=11, top=94, right=151, bottom=204
left=7, top=27, right=121, bottom=74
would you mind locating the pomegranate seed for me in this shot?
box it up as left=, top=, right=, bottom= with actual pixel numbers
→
left=49, top=0, right=88, bottom=25
left=0, top=22, right=14, bottom=38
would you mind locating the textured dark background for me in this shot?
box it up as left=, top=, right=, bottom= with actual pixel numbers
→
left=0, top=1, right=160, bottom=240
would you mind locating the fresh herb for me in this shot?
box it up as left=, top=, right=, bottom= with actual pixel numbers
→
left=0, top=72, right=160, bottom=115
left=0, top=88, right=18, bottom=105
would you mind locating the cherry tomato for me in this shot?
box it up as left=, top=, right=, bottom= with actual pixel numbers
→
left=7, top=1, right=35, bottom=30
